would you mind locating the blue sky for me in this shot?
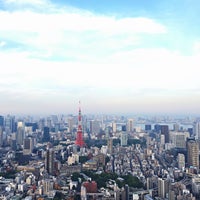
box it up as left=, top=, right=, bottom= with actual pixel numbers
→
left=0, top=0, right=200, bottom=115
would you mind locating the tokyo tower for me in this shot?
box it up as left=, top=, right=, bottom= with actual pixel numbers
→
left=75, top=102, right=85, bottom=147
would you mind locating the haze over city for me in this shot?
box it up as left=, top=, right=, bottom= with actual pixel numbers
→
left=0, top=0, right=200, bottom=115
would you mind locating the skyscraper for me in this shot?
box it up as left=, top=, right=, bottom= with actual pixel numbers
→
left=177, top=153, right=185, bottom=170
left=158, top=178, right=169, bottom=199
left=107, top=138, right=113, bottom=155
left=23, top=137, right=34, bottom=155
left=154, top=124, right=161, bottom=133
left=16, top=121, right=25, bottom=146
left=90, top=120, right=100, bottom=135
left=43, top=127, right=50, bottom=142
left=173, top=123, right=179, bottom=132
left=172, top=132, right=187, bottom=149
left=68, top=117, right=75, bottom=133
left=193, top=121, right=200, bottom=140
left=121, top=132, right=128, bottom=146
left=0, top=116, right=4, bottom=127
left=112, top=122, right=117, bottom=133
left=126, top=118, right=134, bottom=132
left=0, top=127, right=3, bottom=147
left=75, top=103, right=84, bottom=147
left=45, top=148, right=54, bottom=175
left=187, top=140, right=199, bottom=170
left=145, top=124, right=151, bottom=131
left=161, top=125, right=169, bottom=143
left=5, top=115, right=15, bottom=133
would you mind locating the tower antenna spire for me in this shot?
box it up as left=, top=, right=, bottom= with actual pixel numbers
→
left=75, top=101, right=84, bottom=147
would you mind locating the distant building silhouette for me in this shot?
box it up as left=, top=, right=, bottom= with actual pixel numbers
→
left=90, top=120, right=100, bottom=135
left=173, top=123, right=179, bottom=132
left=68, top=117, right=75, bottom=133
left=154, top=124, right=161, bottom=133
left=0, top=116, right=4, bottom=127
left=25, top=122, right=38, bottom=132
left=145, top=124, right=151, bottom=131
left=0, top=127, right=3, bottom=147
left=161, top=125, right=169, bottom=143
left=43, top=127, right=50, bottom=142
left=121, top=125, right=126, bottom=132
left=5, top=115, right=15, bottom=133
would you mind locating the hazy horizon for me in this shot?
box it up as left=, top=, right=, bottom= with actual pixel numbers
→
left=0, top=0, right=200, bottom=115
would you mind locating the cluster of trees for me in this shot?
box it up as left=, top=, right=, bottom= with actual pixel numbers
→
left=53, top=191, right=65, bottom=200
left=0, top=170, right=17, bottom=179
left=71, top=171, right=143, bottom=189
left=116, top=174, right=143, bottom=188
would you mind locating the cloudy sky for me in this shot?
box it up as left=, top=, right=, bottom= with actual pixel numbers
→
left=0, top=0, right=200, bottom=115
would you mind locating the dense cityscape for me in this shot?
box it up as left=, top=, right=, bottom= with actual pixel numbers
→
left=0, top=105, right=199, bottom=200
left=1, top=0, right=200, bottom=200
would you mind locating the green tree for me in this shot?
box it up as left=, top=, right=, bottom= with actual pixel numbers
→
left=71, top=172, right=82, bottom=181
left=53, top=191, right=65, bottom=200
left=122, top=175, right=143, bottom=188
left=105, top=156, right=110, bottom=164
left=79, top=156, right=89, bottom=164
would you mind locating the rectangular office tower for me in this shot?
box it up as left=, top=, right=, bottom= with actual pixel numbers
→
left=161, top=125, right=169, bottom=143
left=45, top=148, right=55, bottom=175
left=187, top=140, right=199, bottom=171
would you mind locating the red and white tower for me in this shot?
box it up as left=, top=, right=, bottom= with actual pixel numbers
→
left=75, top=102, right=85, bottom=147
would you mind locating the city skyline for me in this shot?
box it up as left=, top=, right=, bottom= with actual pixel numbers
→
left=0, top=0, right=200, bottom=115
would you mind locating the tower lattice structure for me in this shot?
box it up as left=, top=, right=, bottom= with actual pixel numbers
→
left=75, top=103, right=85, bottom=147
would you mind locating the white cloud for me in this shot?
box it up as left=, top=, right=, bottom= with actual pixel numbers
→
left=4, top=0, right=49, bottom=7
left=193, top=41, right=200, bottom=53
left=1, top=48, right=200, bottom=92
left=0, top=0, right=199, bottom=114
left=0, top=2, right=166, bottom=58
left=0, top=41, right=6, bottom=47
left=0, top=2, right=169, bottom=89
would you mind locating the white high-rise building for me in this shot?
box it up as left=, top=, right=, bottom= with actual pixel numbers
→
left=127, top=119, right=134, bottom=132
left=160, top=134, right=165, bottom=145
left=173, top=123, right=179, bottom=132
left=16, top=121, right=25, bottom=146
left=5, top=115, right=15, bottom=133
left=90, top=120, right=100, bottom=135
left=112, top=122, right=117, bottom=133
left=121, top=132, right=128, bottom=146
left=177, top=153, right=185, bottom=170
left=68, top=117, right=75, bottom=133
left=194, top=121, right=200, bottom=139
left=171, top=132, right=187, bottom=149
left=187, top=140, right=199, bottom=170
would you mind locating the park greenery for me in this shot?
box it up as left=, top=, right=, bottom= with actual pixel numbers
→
left=71, top=171, right=143, bottom=189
